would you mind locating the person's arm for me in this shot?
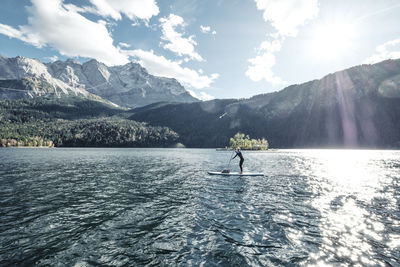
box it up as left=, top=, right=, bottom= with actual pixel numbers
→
left=232, top=152, right=237, bottom=159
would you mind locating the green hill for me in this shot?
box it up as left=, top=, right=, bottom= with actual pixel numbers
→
left=130, top=59, right=400, bottom=148
left=0, top=97, right=179, bottom=147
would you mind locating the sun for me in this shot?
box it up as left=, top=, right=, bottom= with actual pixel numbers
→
left=310, top=21, right=355, bottom=60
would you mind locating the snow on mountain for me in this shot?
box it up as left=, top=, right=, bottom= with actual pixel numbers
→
left=0, top=55, right=197, bottom=107
left=46, top=58, right=197, bottom=108
left=0, top=55, right=89, bottom=97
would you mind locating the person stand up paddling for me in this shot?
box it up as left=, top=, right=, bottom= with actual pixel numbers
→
left=232, top=147, right=244, bottom=174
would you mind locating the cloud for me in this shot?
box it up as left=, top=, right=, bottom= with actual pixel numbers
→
left=0, top=23, right=41, bottom=45
left=246, top=39, right=286, bottom=85
left=254, top=0, right=319, bottom=37
left=118, top=42, right=131, bottom=48
left=159, top=14, right=203, bottom=61
left=258, top=39, right=281, bottom=53
left=187, top=90, right=215, bottom=101
left=123, top=49, right=218, bottom=89
left=45, top=55, right=59, bottom=62
left=82, top=0, right=159, bottom=21
left=247, top=0, right=319, bottom=85
left=200, top=25, right=210, bottom=33
left=0, top=0, right=217, bottom=90
left=200, top=25, right=216, bottom=35
left=0, top=0, right=129, bottom=66
left=364, top=39, right=400, bottom=64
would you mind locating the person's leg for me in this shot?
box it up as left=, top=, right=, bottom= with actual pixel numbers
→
left=240, top=159, right=243, bottom=173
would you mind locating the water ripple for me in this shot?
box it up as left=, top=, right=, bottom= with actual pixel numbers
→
left=0, top=148, right=399, bottom=266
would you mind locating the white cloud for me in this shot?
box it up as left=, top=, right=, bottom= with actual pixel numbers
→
left=123, top=49, right=218, bottom=89
left=159, top=14, right=203, bottom=61
left=246, top=41, right=286, bottom=85
left=254, top=0, right=319, bottom=37
left=259, top=39, right=281, bottom=53
left=45, top=55, right=59, bottom=62
left=364, top=39, right=400, bottom=64
left=187, top=90, right=215, bottom=101
left=200, top=25, right=210, bottom=33
left=0, top=23, right=41, bottom=45
left=247, top=0, right=319, bottom=85
left=131, top=21, right=140, bottom=27
left=0, top=0, right=129, bottom=66
left=246, top=39, right=286, bottom=85
left=118, top=42, right=131, bottom=48
left=200, top=25, right=216, bottom=35
left=83, top=0, right=159, bottom=21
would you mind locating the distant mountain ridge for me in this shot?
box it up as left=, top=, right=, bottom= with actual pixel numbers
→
left=0, top=56, right=93, bottom=98
left=130, top=59, right=400, bottom=148
left=2, top=55, right=400, bottom=148
left=0, top=55, right=197, bottom=107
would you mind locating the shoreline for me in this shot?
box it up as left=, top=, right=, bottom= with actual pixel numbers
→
left=1, top=147, right=399, bottom=151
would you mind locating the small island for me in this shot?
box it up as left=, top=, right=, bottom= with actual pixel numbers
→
left=228, top=132, right=269, bottom=150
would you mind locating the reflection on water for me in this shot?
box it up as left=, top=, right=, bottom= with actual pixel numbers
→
left=0, top=148, right=399, bottom=266
left=289, top=150, right=400, bottom=266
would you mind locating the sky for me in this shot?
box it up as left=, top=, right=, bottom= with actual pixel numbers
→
left=1, top=0, right=400, bottom=100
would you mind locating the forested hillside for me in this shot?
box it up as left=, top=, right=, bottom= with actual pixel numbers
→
left=2, top=59, right=400, bottom=148
left=0, top=97, right=179, bottom=147
left=130, top=59, right=400, bottom=148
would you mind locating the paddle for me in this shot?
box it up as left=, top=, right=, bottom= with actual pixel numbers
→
left=222, top=150, right=234, bottom=173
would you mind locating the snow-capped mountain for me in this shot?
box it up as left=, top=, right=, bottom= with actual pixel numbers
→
left=46, top=58, right=197, bottom=107
left=0, top=55, right=91, bottom=98
left=0, top=55, right=198, bottom=107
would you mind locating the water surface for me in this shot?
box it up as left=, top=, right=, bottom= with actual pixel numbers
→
left=0, top=148, right=399, bottom=266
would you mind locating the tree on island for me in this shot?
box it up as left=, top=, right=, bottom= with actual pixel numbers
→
left=229, top=132, right=269, bottom=150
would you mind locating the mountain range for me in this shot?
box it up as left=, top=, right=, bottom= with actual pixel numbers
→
left=1, top=55, right=400, bottom=148
left=0, top=55, right=197, bottom=108
left=130, top=59, right=400, bottom=148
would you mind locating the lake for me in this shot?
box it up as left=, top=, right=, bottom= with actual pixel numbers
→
left=0, top=148, right=399, bottom=266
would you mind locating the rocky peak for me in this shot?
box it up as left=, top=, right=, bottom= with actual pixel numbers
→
left=0, top=56, right=91, bottom=96
left=0, top=55, right=198, bottom=107
left=82, top=59, right=110, bottom=83
left=7, top=56, right=50, bottom=80
left=65, top=58, right=81, bottom=65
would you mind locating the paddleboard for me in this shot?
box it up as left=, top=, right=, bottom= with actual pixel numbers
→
left=208, top=171, right=264, bottom=176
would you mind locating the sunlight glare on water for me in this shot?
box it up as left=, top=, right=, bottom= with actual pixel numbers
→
left=0, top=148, right=399, bottom=266
left=293, top=150, right=399, bottom=266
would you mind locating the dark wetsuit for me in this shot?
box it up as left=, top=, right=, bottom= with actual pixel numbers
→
left=233, top=150, right=244, bottom=173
